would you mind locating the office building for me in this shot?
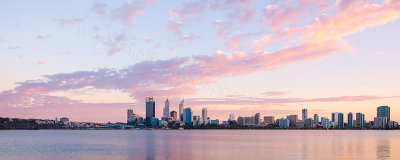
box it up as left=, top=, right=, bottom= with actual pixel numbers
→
left=374, top=117, right=387, bottom=129
left=255, top=113, right=260, bottom=125
left=356, top=112, right=365, bottom=128
left=163, top=99, right=170, bottom=118
left=170, top=111, right=177, bottom=121
left=60, top=117, right=69, bottom=123
left=304, top=118, right=313, bottom=128
left=287, top=115, right=298, bottom=127
left=263, top=116, right=274, bottom=124
left=296, top=121, right=305, bottom=128
left=377, top=106, right=390, bottom=122
left=150, top=117, right=158, bottom=127
left=302, top=109, right=308, bottom=120
left=179, top=99, right=184, bottom=121
left=127, top=109, right=134, bottom=123
left=338, top=113, right=344, bottom=129
left=279, top=118, right=290, bottom=129
left=183, top=108, right=193, bottom=126
left=347, top=112, right=353, bottom=129
left=314, top=114, right=319, bottom=127
left=211, top=119, right=219, bottom=125
left=202, top=108, right=208, bottom=124
left=321, top=117, right=330, bottom=129
left=237, top=117, right=245, bottom=126
left=145, top=97, right=155, bottom=126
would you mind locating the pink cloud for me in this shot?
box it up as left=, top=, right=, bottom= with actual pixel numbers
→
left=37, top=61, right=48, bottom=65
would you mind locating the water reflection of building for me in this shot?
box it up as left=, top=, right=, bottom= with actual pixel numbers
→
left=377, top=139, right=390, bottom=159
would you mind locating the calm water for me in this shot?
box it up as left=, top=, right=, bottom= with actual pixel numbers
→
left=0, top=130, right=399, bottom=160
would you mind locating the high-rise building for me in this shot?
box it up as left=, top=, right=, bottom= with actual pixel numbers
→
left=356, top=112, right=365, bottom=128
left=287, top=115, right=298, bottom=127
left=60, top=117, right=69, bottom=123
left=338, top=113, right=344, bottom=129
left=279, top=118, right=290, bottom=129
left=331, top=112, right=340, bottom=127
left=146, top=97, right=155, bottom=126
left=127, top=109, right=134, bottom=123
left=163, top=99, right=170, bottom=118
left=374, top=117, right=387, bottom=129
left=237, top=117, right=245, bottom=126
left=229, top=114, right=235, bottom=121
left=202, top=108, right=208, bottom=124
left=377, top=106, right=390, bottom=122
left=302, top=109, right=308, bottom=120
left=255, top=113, right=260, bottom=125
left=179, top=99, right=184, bottom=121
left=304, top=118, right=313, bottom=128
left=347, top=112, right=353, bottom=129
left=313, top=114, right=319, bottom=127
left=183, top=108, right=193, bottom=125
left=170, top=111, right=177, bottom=121
left=263, top=116, right=274, bottom=124
left=321, top=117, right=330, bottom=129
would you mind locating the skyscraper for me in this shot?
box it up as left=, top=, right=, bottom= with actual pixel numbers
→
left=229, top=113, right=235, bottom=121
left=254, top=113, right=260, bottom=125
left=163, top=99, right=170, bottom=118
left=374, top=117, right=387, bottom=129
left=127, top=109, right=134, bottom=123
left=237, top=117, right=245, bottom=126
left=321, top=117, right=330, bottom=129
left=170, top=111, right=177, bottom=121
left=331, top=112, right=340, bottom=127
left=347, top=112, right=353, bottom=129
left=279, top=118, right=290, bottom=129
left=179, top=99, right=184, bottom=121
left=304, top=118, right=313, bottom=128
left=183, top=108, right=193, bottom=125
left=302, top=109, right=308, bottom=120
left=338, top=113, right=344, bottom=129
left=377, top=106, right=390, bottom=122
left=356, top=112, right=365, bottom=128
left=287, top=115, right=298, bottom=127
left=145, top=97, right=155, bottom=126
left=313, top=114, right=319, bottom=127
left=202, top=108, right=207, bottom=124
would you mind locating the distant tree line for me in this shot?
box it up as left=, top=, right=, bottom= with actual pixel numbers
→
left=0, top=117, right=62, bottom=130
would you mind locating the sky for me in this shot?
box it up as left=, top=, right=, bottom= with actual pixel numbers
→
left=0, top=0, right=399, bottom=123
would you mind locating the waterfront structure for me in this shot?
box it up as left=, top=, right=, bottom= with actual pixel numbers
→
left=377, top=106, right=390, bottom=122
left=170, top=111, right=177, bottom=121
left=304, top=118, right=313, bottom=128
left=347, top=112, right=353, bottom=129
left=287, top=115, right=298, bottom=127
left=356, top=112, right=365, bottom=128
left=145, top=97, right=155, bottom=126
left=279, top=118, right=290, bottom=129
left=302, top=109, right=308, bottom=120
left=321, top=117, right=330, bottom=129
left=183, top=108, right=193, bottom=125
left=163, top=99, right=170, bottom=118
left=179, top=99, right=184, bottom=121
left=388, top=121, right=398, bottom=129
left=374, top=117, right=387, bottom=129
left=263, top=116, right=274, bottom=124
left=229, top=114, right=235, bottom=121
left=255, top=113, right=260, bottom=125
left=244, top=116, right=255, bottom=125
left=331, top=112, right=340, bottom=127
left=237, top=117, right=245, bottom=126
left=202, top=108, right=208, bottom=124
left=313, top=114, right=319, bottom=127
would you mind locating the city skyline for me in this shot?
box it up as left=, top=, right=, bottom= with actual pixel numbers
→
left=1, top=0, right=400, bottom=123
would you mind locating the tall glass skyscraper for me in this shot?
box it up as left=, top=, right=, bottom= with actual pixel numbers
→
left=377, top=106, right=390, bottom=122
left=179, top=99, right=184, bottom=121
left=183, top=108, right=193, bottom=125
left=338, top=113, right=344, bottom=129
left=163, top=99, right=169, bottom=118
left=347, top=112, right=353, bottom=129
left=146, top=97, right=155, bottom=126
left=302, top=109, right=308, bottom=120
left=202, top=108, right=207, bottom=124
left=356, top=112, right=365, bottom=128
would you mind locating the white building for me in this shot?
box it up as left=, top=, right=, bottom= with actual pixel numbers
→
left=163, top=99, right=170, bottom=118
left=229, top=113, right=235, bottom=121
left=321, top=117, right=330, bottom=129
left=202, top=108, right=208, bottom=124
left=374, top=117, right=387, bottom=129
